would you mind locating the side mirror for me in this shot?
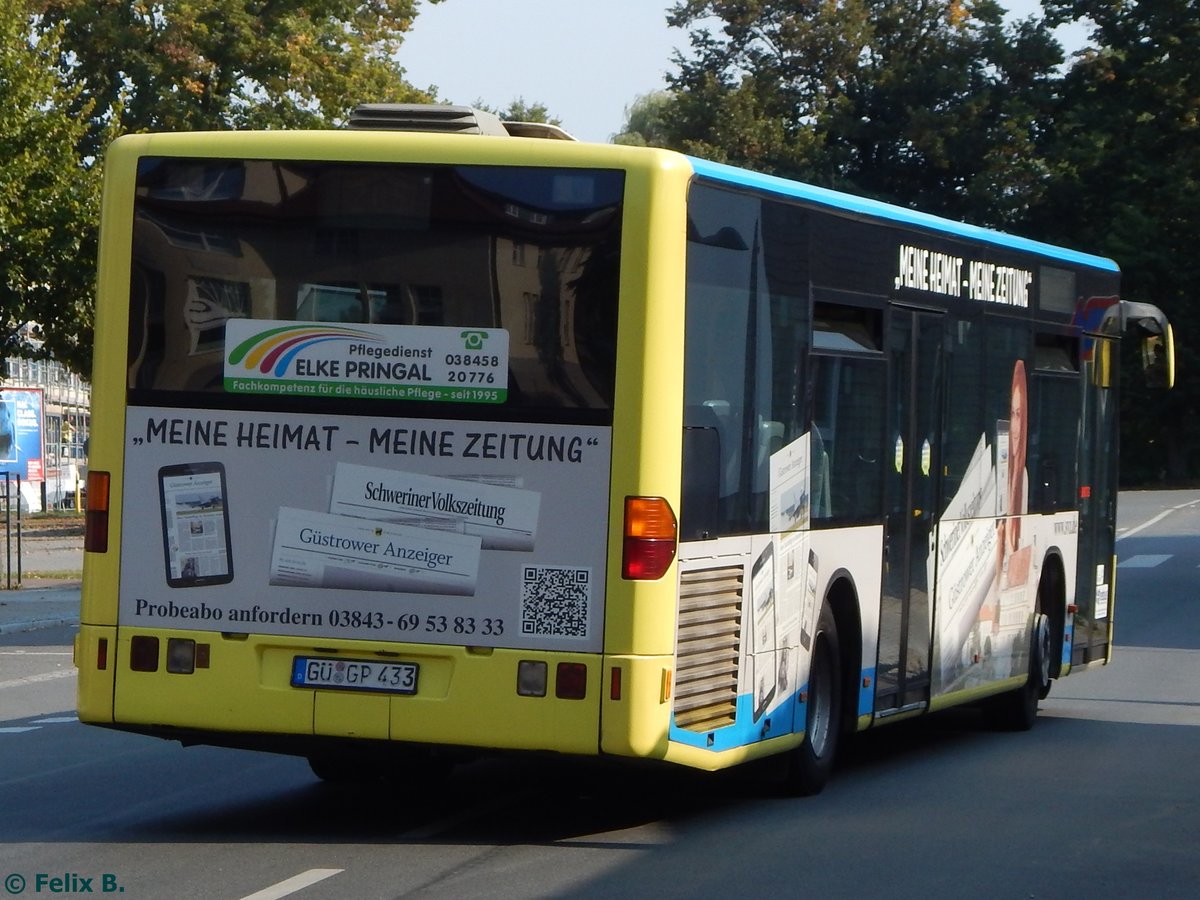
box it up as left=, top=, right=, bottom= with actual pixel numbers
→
left=1119, top=301, right=1174, bottom=390
left=1141, top=324, right=1175, bottom=389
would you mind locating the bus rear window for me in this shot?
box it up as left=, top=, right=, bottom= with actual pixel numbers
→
left=127, top=159, right=623, bottom=418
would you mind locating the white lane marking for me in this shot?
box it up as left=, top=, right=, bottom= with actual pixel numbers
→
left=238, top=869, right=343, bottom=900
left=0, top=669, right=76, bottom=690
left=1118, top=498, right=1200, bottom=541
left=0, top=650, right=73, bottom=656
left=0, top=716, right=77, bottom=735
left=1117, top=554, right=1171, bottom=568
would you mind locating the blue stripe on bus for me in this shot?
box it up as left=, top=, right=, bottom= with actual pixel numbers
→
left=858, top=668, right=877, bottom=718
left=668, top=665, right=880, bottom=751
left=669, top=688, right=801, bottom=752
left=687, top=157, right=1120, bottom=273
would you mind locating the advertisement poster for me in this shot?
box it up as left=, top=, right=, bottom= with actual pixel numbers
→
left=223, top=319, right=510, bottom=405
left=768, top=433, right=810, bottom=533
left=118, top=406, right=612, bottom=652
left=0, top=388, right=44, bottom=482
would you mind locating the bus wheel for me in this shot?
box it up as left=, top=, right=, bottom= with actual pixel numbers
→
left=988, top=612, right=1049, bottom=731
left=782, top=605, right=842, bottom=796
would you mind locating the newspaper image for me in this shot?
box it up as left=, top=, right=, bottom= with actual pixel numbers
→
left=329, top=462, right=541, bottom=551
left=166, top=506, right=229, bottom=580
left=159, top=465, right=231, bottom=583
left=777, top=530, right=806, bottom=647
left=769, top=433, right=811, bottom=533
left=269, top=506, right=481, bottom=595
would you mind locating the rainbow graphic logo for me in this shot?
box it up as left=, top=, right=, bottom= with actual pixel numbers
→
left=223, top=318, right=509, bottom=404
left=226, top=324, right=383, bottom=377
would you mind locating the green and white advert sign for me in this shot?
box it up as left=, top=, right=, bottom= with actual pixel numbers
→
left=224, top=320, right=510, bottom=404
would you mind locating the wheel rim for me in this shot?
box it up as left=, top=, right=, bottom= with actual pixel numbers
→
left=808, top=639, right=833, bottom=758
left=1035, top=614, right=1052, bottom=689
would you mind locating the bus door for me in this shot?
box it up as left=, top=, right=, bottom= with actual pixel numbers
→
left=877, top=308, right=944, bottom=713
left=1075, top=333, right=1120, bottom=665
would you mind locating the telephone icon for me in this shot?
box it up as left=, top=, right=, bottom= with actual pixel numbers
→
left=461, top=330, right=488, bottom=350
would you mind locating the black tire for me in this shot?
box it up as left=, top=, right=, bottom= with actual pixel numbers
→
left=988, top=612, right=1049, bottom=731
left=782, top=605, right=843, bottom=796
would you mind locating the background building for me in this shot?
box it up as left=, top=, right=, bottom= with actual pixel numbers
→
left=2, top=353, right=90, bottom=512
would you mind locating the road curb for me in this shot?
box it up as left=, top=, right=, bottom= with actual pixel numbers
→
left=0, top=615, right=80, bottom=635
left=0, top=585, right=82, bottom=635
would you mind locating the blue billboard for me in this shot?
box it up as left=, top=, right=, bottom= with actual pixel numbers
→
left=0, top=387, right=45, bottom=482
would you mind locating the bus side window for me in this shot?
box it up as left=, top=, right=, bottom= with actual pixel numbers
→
left=1029, top=373, right=1080, bottom=513
left=811, top=425, right=832, bottom=520
left=681, top=405, right=722, bottom=540
left=811, top=354, right=885, bottom=522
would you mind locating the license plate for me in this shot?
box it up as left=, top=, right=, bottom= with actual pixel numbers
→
left=291, top=656, right=418, bottom=695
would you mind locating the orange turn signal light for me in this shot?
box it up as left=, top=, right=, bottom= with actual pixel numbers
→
left=621, top=496, right=677, bottom=580
left=84, top=470, right=110, bottom=553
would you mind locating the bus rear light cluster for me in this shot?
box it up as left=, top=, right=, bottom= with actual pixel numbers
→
left=166, top=639, right=197, bottom=674
left=517, top=660, right=546, bottom=696
left=84, top=471, right=111, bottom=553
left=555, top=663, right=587, bottom=699
left=516, top=660, right=587, bottom=699
left=621, top=496, right=677, bottom=580
left=128, top=635, right=210, bottom=673
left=129, top=636, right=159, bottom=672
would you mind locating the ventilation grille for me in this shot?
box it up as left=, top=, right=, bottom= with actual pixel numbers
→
left=347, top=104, right=509, bottom=136
left=673, top=564, right=744, bottom=733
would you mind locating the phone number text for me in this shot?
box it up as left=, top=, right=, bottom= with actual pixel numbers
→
left=328, top=608, right=505, bottom=636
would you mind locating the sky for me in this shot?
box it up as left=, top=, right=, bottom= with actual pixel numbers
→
left=399, top=0, right=1090, bottom=144
left=400, top=1, right=684, bottom=142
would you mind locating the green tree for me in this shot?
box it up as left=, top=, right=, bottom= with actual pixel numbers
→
left=5, top=0, right=447, bottom=376
left=613, top=91, right=677, bottom=146
left=0, top=6, right=103, bottom=376
left=470, top=97, right=562, bottom=127
left=38, top=0, right=445, bottom=154
left=662, top=0, right=1063, bottom=225
left=1036, top=0, right=1200, bottom=482
left=491, top=98, right=562, bottom=126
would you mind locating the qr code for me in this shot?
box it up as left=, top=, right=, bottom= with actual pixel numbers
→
left=521, top=566, right=590, bottom=637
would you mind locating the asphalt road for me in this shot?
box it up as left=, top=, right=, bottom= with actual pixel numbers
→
left=1, top=491, right=1197, bottom=898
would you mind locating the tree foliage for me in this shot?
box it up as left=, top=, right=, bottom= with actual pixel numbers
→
left=658, top=0, right=1064, bottom=225
left=0, top=5, right=102, bottom=375
left=1, top=0, right=445, bottom=378
left=1035, top=0, right=1200, bottom=481
left=37, top=0, right=444, bottom=155
left=472, top=97, right=563, bottom=127
left=633, top=0, right=1200, bottom=482
left=613, top=91, right=677, bottom=146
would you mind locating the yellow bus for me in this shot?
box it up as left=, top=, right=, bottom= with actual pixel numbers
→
left=76, top=105, right=1173, bottom=794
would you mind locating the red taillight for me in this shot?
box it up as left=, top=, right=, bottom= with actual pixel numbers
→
left=97, top=638, right=108, bottom=671
left=129, top=636, right=159, bottom=672
left=555, top=662, right=588, bottom=700
left=621, top=496, right=677, bottom=580
left=84, top=470, right=111, bottom=553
